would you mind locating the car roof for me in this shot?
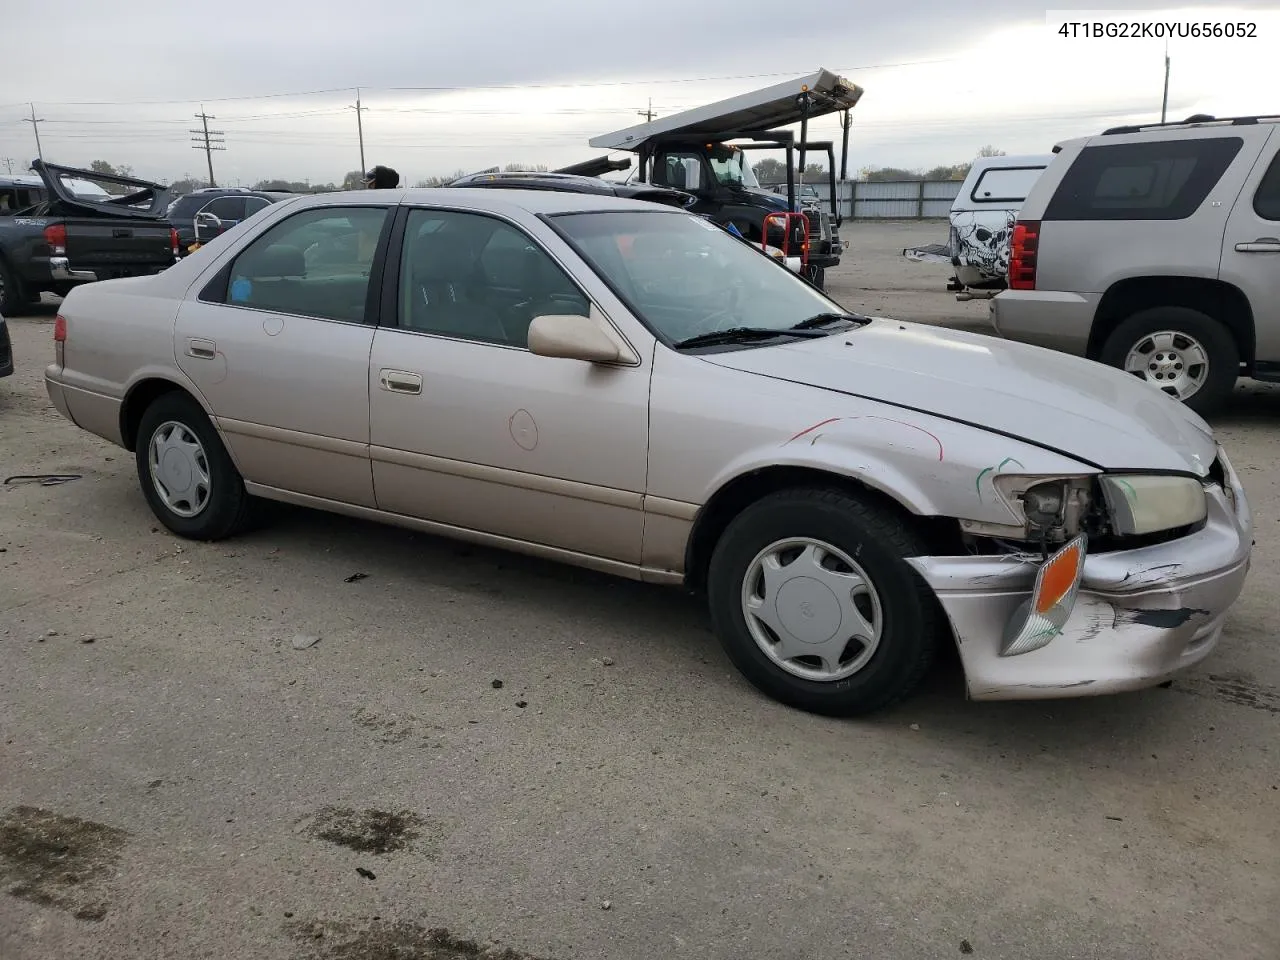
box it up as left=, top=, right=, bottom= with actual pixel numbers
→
left=393, top=187, right=686, bottom=216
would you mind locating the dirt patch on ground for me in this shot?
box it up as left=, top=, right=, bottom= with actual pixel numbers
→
left=286, top=918, right=553, bottom=960
left=302, top=807, right=435, bottom=856
left=0, top=805, right=129, bottom=921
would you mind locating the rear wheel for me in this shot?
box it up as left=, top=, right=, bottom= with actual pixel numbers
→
left=134, top=391, right=253, bottom=540
left=707, top=487, right=941, bottom=716
left=0, top=260, right=31, bottom=315
left=1099, top=307, right=1238, bottom=416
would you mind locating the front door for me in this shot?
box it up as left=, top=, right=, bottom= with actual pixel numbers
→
left=175, top=203, right=393, bottom=507
left=367, top=206, right=651, bottom=563
left=1222, top=130, right=1280, bottom=365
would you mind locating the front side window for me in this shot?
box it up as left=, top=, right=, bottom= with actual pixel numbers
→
left=553, top=209, right=837, bottom=346
left=656, top=152, right=702, bottom=190
left=221, top=206, right=389, bottom=323
left=398, top=208, right=589, bottom=348
left=1044, top=137, right=1243, bottom=221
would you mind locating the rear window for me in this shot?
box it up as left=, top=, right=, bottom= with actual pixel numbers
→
left=1253, top=149, right=1280, bottom=221
left=969, top=166, right=1045, bottom=204
left=1044, top=136, right=1243, bottom=221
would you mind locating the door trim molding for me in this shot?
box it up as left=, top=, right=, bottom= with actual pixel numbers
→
left=242, top=481, right=684, bottom=585
left=216, top=417, right=368, bottom=458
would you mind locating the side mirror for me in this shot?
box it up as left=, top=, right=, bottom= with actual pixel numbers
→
left=194, top=210, right=223, bottom=241
left=528, top=311, right=638, bottom=365
left=683, top=161, right=702, bottom=193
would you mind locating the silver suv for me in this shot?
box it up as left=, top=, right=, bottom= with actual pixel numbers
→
left=990, top=114, right=1280, bottom=415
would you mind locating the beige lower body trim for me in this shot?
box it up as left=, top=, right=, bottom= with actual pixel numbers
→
left=243, top=482, right=687, bottom=586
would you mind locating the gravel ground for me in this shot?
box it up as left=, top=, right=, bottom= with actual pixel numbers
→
left=1, top=220, right=1277, bottom=960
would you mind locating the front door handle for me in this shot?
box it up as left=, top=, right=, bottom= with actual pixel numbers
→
left=187, top=338, right=216, bottom=359
left=379, top=369, right=423, bottom=394
left=1234, top=238, right=1280, bottom=253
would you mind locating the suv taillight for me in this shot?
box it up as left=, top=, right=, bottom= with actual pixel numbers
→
left=44, top=223, right=67, bottom=256
left=1008, top=219, right=1039, bottom=290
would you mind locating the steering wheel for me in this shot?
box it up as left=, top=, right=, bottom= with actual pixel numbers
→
left=686, top=284, right=742, bottom=336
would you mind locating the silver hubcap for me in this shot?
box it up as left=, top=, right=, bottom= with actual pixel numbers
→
left=148, top=420, right=211, bottom=518
left=740, top=538, right=883, bottom=682
left=1123, top=330, right=1209, bottom=400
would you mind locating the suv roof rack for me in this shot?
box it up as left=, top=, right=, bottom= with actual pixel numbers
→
left=1102, top=114, right=1280, bottom=135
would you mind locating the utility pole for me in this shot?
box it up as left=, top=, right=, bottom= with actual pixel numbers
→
left=638, top=98, right=656, bottom=122
left=24, top=104, right=44, bottom=161
left=1160, top=41, right=1170, bottom=123
left=349, top=88, right=369, bottom=184
left=190, top=106, right=225, bottom=186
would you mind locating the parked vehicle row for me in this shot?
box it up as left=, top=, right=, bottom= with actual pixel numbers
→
left=43, top=186, right=1252, bottom=716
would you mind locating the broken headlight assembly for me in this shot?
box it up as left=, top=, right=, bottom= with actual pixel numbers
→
left=960, top=473, right=1207, bottom=546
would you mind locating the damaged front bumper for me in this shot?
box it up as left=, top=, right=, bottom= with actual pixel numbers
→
left=908, top=459, right=1252, bottom=701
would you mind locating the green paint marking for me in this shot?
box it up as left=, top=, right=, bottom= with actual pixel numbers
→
left=975, top=467, right=993, bottom=496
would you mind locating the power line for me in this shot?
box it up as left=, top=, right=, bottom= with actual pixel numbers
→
left=15, top=60, right=954, bottom=107
left=190, top=107, right=225, bottom=186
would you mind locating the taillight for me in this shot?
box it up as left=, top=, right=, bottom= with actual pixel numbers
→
left=170, top=227, right=180, bottom=257
left=1008, top=219, right=1040, bottom=290
left=44, top=223, right=67, bottom=256
left=53, top=315, right=67, bottom=341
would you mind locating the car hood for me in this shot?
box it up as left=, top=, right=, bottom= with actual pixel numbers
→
left=702, top=318, right=1217, bottom=475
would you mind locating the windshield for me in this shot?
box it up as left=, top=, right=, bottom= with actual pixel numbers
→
left=707, top=147, right=761, bottom=190
left=553, top=210, right=842, bottom=346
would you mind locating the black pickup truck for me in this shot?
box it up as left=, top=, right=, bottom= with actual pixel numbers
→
left=0, top=161, right=178, bottom=314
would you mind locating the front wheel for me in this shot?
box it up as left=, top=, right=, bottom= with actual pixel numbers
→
left=707, top=487, right=941, bottom=716
left=134, top=391, right=253, bottom=540
left=1099, top=307, right=1238, bottom=416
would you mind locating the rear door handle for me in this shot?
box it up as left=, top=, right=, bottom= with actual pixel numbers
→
left=1234, top=238, right=1280, bottom=253
left=379, top=369, right=422, bottom=394
left=187, top=338, right=216, bottom=359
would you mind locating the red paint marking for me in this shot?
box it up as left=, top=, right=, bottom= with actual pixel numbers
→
left=786, top=415, right=945, bottom=461
left=786, top=418, right=844, bottom=443
left=864, top=417, right=945, bottom=461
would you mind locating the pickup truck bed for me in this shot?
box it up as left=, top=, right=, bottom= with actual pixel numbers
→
left=0, top=161, right=176, bottom=314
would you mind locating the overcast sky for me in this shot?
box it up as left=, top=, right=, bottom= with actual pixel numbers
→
left=1, top=1, right=1276, bottom=186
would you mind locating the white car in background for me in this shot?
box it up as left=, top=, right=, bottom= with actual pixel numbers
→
left=905, top=154, right=1052, bottom=300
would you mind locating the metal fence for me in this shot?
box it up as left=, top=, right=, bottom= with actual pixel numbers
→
left=766, top=179, right=962, bottom=220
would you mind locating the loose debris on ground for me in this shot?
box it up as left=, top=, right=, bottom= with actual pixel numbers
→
left=285, top=919, right=554, bottom=960
left=0, top=805, right=128, bottom=921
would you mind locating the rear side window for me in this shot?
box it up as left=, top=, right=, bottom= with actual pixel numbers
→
left=969, top=166, right=1044, bottom=204
left=1253, top=149, right=1280, bottom=221
left=1044, top=137, right=1244, bottom=221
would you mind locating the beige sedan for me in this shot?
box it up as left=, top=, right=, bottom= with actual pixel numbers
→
left=45, top=188, right=1252, bottom=715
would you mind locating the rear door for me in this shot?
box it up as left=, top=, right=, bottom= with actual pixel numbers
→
left=174, top=202, right=394, bottom=507
left=1220, top=128, right=1280, bottom=364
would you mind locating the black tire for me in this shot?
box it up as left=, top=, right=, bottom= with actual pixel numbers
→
left=0, top=258, right=26, bottom=316
left=1098, top=307, right=1238, bottom=417
left=707, top=487, right=942, bottom=716
left=134, top=390, right=253, bottom=541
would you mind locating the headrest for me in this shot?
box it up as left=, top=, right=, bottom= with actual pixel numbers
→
left=412, top=231, right=477, bottom=283
left=242, top=243, right=305, bottom=278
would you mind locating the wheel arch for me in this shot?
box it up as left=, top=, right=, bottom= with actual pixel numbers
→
left=119, top=375, right=213, bottom=452
left=1087, top=276, right=1255, bottom=366
left=682, top=464, right=962, bottom=594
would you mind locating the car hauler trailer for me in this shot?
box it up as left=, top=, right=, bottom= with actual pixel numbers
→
left=589, top=68, right=863, bottom=290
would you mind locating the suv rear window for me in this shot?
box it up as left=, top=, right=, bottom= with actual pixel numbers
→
left=1044, top=136, right=1243, bottom=221
left=1253, top=150, right=1280, bottom=221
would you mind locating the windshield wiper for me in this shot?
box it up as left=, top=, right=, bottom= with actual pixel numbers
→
left=790, top=311, right=868, bottom=331
left=673, top=326, right=830, bottom=350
